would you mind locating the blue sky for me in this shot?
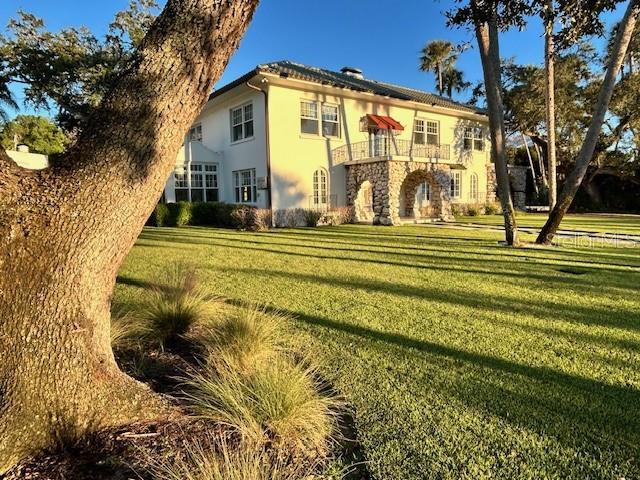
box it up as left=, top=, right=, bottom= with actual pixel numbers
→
left=0, top=0, right=622, bottom=118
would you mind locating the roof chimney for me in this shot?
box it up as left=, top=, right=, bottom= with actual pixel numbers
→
left=340, top=66, right=364, bottom=79
left=17, top=144, right=30, bottom=153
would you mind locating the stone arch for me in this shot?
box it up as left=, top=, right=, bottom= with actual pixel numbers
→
left=354, top=180, right=374, bottom=222
left=399, top=170, right=444, bottom=219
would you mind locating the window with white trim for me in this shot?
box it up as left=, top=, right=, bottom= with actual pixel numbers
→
left=313, top=168, right=328, bottom=207
left=174, top=165, right=189, bottom=202
left=205, top=164, right=219, bottom=202
left=418, top=181, right=431, bottom=202
left=470, top=173, right=478, bottom=200
left=450, top=171, right=461, bottom=199
left=464, top=127, right=484, bottom=151
left=188, top=124, right=203, bottom=142
left=233, top=168, right=257, bottom=204
left=190, top=164, right=204, bottom=202
left=230, top=103, right=254, bottom=142
left=300, top=100, right=319, bottom=135
left=321, top=104, right=340, bottom=137
left=414, top=119, right=439, bottom=145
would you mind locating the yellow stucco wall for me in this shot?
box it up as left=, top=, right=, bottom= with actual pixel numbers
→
left=266, top=77, right=491, bottom=210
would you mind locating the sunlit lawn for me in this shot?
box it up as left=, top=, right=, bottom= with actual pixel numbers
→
left=116, top=223, right=640, bottom=479
left=455, top=212, right=640, bottom=235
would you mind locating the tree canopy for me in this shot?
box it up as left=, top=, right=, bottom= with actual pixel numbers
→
left=0, top=115, right=68, bottom=155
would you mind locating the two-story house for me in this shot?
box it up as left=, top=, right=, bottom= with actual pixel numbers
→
left=162, top=60, right=506, bottom=225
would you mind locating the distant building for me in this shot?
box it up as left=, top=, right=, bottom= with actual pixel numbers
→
left=162, top=60, right=519, bottom=225
left=7, top=145, right=49, bottom=170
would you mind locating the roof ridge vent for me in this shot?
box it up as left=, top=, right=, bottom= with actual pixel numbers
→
left=341, top=66, right=364, bottom=79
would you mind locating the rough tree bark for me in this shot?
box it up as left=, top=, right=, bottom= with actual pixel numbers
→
left=0, top=0, right=258, bottom=471
left=544, top=0, right=558, bottom=208
left=537, top=0, right=638, bottom=244
left=473, top=0, right=519, bottom=245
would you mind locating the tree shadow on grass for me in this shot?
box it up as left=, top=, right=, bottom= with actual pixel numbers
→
left=226, top=298, right=640, bottom=477
left=137, top=231, right=640, bottom=293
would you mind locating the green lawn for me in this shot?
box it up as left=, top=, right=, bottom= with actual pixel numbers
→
left=455, top=212, right=640, bottom=235
left=116, top=223, right=640, bottom=479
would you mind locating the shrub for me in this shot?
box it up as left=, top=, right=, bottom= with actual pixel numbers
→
left=110, top=311, right=148, bottom=350
left=146, top=203, right=170, bottom=227
left=138, top=265, right=218, bottom=349
left=254, top=209, right=272, bottom=231
left=147, top=436, right=315, bottom=480
left=185, top=358, right=338, bottom=458
left=303, top=209, right=323, bottom=227
left=484, top=202, right=501, bottom=215
left=466, top=204, right=482, bottom=217
left=165, top=202, right=193, bottom=227
left=450, top=204, right=462, bottom=217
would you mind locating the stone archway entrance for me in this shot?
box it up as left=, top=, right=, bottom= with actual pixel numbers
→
left=399, top=170, right=444, bottom=220
left=354, top=180, right=374, bottom=222
left=346, top=160, right=454, bottom=225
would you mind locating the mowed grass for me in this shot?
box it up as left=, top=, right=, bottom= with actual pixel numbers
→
left=116, top=222, right=640, bottom=479
left=455, top=212, right=640, bottom=235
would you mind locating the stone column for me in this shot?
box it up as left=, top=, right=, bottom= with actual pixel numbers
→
left=431, top=166, right=454, bottom=221
left=486, top=164, right=497, bottom=204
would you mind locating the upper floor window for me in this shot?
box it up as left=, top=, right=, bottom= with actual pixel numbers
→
left=464, top=127, right=484, bottom=151
left=233, top=168, right=257, bottom=204
left=313, top=168, right=329, bottom=208
left=231, top=103, right=254, bottom=143
left=414, top=119, right=439, bottom=145
left=189, top=124, right=203, bottom=142
left=300, top=100, right=319, bottom=134
left=450, top=171, right=461, bottom=199
left=321, top=104, right=340, bottom=137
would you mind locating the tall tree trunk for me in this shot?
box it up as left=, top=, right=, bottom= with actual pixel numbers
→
left=521, top=132, right=539, bottom=195
left=473, top=0, right=519, bottom=245
left=544, top=0, right=558, bottom=208
left=438, top=63, right=444, bottom=94
left=537, top=0, right=638, bottom=244
left=0, top=0, right=258, bottom=471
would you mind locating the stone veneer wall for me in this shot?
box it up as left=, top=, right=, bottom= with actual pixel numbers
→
left=347, top=160, right=454, bottom=225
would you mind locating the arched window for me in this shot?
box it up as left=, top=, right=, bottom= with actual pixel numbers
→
left=470, top=173, right=478, bottom=201
left=313, top=168, right=328, bottom=208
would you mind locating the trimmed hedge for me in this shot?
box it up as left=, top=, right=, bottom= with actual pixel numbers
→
left=146, top=202, right=269, bottom=230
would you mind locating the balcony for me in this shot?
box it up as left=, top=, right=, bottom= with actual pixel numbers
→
left=332, top=138, right=450, bottom=165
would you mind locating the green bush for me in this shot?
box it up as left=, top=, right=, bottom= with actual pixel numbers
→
left=146, top=203, right=170, bottom=227
left=466, top=204, right=482, bottom=216
left=165, top=202, right=193, bottom=227
left=450, top=204, right=462, bottom=217
left=484, top=202, right=501, bottom=215
left=303, top=209, right=323, bottom=227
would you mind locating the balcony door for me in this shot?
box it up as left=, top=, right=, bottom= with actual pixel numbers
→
left=369, top=128, right=391, bottom=157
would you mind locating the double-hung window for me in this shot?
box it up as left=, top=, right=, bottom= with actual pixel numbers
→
left=230, top=103, right=254, bottom=142
left=321, top=104, right=340, bottom=137
left=464, top=127, right=484, bottom=151
left=205, top=165, right=219, bottom=202
left=419, top=181, right=431, bottom=202
left=414, top=119, right=439, bottom=145
left=233, top=168, right=257, bottom=204
left=300, top=100, right=319, bottom=134
left=450, top=171, right=462, bottom=199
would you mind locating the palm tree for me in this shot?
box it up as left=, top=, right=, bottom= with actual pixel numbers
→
left=419, top=40, right=457, bottom=95
left=442, top=67, right=471, bottom=98
left=0, top=75, right=18, bottom=124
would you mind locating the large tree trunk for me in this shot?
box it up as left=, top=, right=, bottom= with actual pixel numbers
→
left=537, top=0, right=638, bottom=244
left=544, top=0, right=558, bottom=208
left=473, top=0, right=519, bottom=245
left=0, top=0, right=258, bottom=471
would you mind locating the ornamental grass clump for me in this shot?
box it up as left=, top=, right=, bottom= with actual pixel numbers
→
left=139, top=265, right=218, bottom=349
left=147, top=435, right=316, bottom=480
left=185, top=357, right=339, bottom=459
left=195, top=306, right=286, bottom=375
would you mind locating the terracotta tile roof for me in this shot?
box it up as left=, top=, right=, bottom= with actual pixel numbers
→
left=210, top=60, right=486, bottom=116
